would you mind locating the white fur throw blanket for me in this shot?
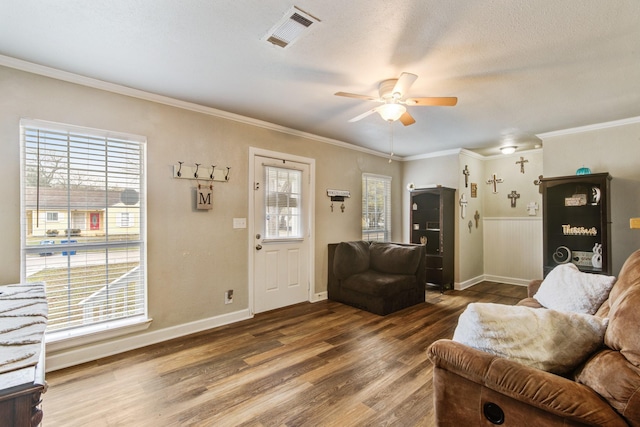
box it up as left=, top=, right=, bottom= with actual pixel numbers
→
left=453, top=303, right=608, bottom=374
left=0, top=283, right=48, bottom=375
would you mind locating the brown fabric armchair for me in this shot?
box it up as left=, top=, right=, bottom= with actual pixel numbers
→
left=427, top=249, right=640, bottom=426
left=327, top=241, right=426, bottom=315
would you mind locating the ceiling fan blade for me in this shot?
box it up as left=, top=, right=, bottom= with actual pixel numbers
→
left=348, top=107, right=380, bottom=122
left=405, top=96, right=458, bottom=106
left=399, top=111, right=416, bottom=126
left=334, top=91, right=380, bottom=102
left=393, top=73, right=418, bottom=97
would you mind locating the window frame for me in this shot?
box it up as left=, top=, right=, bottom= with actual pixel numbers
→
left=362, top=173, right=392, bottom=242
left=20, top=119, right=150, bottom=347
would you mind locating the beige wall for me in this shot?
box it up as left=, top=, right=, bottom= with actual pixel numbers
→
left=480, top=150, right=544, bottom=284
left=541, top=120, right=640, bottom=274
left=402, top=149, right=545, bottom=287
left=482, top=150, right=543, bottom=218
left=5, top=62, right=638, bottom=367
left=0, top=66, right=402, bottom=365
left=457, top=152, right=485, bottom=285
left=402, top=153, right=459, bottom=244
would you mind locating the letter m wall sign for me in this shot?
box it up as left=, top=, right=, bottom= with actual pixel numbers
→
left=197, top=186, right=213, bottom=210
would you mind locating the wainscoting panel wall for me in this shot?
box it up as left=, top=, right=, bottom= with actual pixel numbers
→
left=483, top=217, right=544, bottom=285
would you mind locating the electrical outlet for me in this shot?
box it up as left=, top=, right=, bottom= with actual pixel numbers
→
left=224, top=290, right=233, bottom=304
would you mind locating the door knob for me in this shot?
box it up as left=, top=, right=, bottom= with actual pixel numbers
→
left=256, top=244, right=262, bottom=250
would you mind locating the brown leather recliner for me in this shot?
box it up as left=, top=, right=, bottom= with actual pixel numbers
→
left=427, top=249, right=640, bottom=426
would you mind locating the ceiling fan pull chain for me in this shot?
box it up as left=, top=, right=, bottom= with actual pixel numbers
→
left=388, top=121, right=394, bottom=163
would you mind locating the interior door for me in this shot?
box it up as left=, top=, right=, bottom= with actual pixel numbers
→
left=253, top=155, right=310, bottom=313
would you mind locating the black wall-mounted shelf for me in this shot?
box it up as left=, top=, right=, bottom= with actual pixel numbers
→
left=541, top=173, right=612, bottom=276
left=410, top=187, right=455, bottom=291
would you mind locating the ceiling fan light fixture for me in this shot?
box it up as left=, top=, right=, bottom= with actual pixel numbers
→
left=500, top=145, right=517, bottom=155
left=378, top=103, right=406, bottom=122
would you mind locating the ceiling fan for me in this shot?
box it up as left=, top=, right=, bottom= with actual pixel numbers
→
left=335, top=72, right=457, bottom=126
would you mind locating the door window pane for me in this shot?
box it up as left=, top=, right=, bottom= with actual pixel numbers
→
left=264, top=166, right=302, bottom=239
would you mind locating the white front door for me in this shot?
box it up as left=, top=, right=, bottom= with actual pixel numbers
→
left=252, top=153, right=312, bottom=313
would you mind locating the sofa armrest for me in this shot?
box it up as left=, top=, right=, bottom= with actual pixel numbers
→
left=327, top=243, right=339, bottom=296
left=427, top=340, right=627, bottom=426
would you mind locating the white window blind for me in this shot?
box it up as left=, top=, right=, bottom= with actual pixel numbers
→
left=362, top=173, right=391, bottom=241
left=20, top=119, right=147, bottom=338
left=264, top=165, right=302, bottom=239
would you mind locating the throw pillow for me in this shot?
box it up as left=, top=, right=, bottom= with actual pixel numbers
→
left=453, top=303, right=608, bottom=374
left=534, top=263, right=616, bottom=314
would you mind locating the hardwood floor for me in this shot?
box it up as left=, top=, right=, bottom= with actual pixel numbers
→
left=42, top=282, right=527, bottom=427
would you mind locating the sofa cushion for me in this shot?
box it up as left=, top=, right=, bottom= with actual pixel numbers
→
left=573, top=349, right=640, bottom=426
left=342, top=271, right=417, bottom=297
left=369, top=242, right=421, bottom=275
left=333, top=241, right=370, bottom=280
left=608, top=249, right=640, bottom=305
left=533, top=263, right=616, bottom=314
left=606, top=285, right=640, bottom=368
left=605, top=250, right=640, bottom=368
left=453, top=303, right=608, bottom=375
left=606, top=249, right=640, bottom=363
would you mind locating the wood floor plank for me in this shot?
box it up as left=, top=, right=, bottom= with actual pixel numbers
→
left=42, top=282, right=527, bottom=426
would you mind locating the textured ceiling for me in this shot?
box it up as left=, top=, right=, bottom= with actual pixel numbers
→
left=1, top=1, right=639, bottom=157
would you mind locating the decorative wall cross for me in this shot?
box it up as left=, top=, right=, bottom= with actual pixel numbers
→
left=508, top=190, right=521, bottom=208
left=459, top=194, right=468, bottom=219
left=515, top=156, right=528, bottom=174
left=463, top=165, right=470, bottom=187
left=474, top=210, right=480, bottom=228
left=486, top=173, right=503, bottom=193
left=527, top=202, right=539, bottom=216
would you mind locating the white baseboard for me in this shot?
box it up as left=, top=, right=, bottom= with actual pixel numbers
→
left=455, top=274, right=530, bottom=290
left=46, top=308, right=253, bottom=372
left=455, top=275, right=486, bottom=290
left=483, top=275, right=530, bottom=287
left=311, top=291, right=327, bottom=302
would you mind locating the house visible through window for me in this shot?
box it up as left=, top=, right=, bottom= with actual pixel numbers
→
left=117, top=212, right=132, bottom=228
left=362, top=173, right=391, bottom=241
left=20, top=119, right=147, bottom=341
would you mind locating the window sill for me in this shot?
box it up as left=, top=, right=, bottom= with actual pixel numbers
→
left=46, top=316, right=152, bottom=352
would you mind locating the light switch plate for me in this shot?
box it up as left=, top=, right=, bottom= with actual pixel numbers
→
left=233, top=218, right=247, bottom=229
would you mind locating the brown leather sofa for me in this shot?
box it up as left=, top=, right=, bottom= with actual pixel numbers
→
left=327, top=241, right=426, bottom=315
left=427, top=249, right=640, bottom=426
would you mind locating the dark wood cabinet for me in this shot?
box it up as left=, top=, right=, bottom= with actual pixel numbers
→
left=410, top=187, right=455, bottom=291
left=0, top=283, right=47, bottom=427
left=0, top=382, right=45, bottom=427
left=541, top=173, right=612, bottom=276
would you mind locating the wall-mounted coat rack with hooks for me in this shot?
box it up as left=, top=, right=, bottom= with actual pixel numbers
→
left=173, top=162, right=231, bottom=182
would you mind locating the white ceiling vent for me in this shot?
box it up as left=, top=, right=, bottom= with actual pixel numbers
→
left=263, top=6, right=320, bottom=48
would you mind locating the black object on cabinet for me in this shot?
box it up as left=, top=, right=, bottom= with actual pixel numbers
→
left=410, top=187, right=455, bottom=292
left=541, top=173, right=612, bottom=276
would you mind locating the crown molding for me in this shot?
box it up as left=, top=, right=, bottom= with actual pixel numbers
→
left=458, top=149, right=485, bottom=160
left=537, top=116, right=640, bottom=139
left=403, top=148, right=463, bottom=161
left=481, top=147, right=543, bottom=160
left=0, top=55, right=393, bottom=160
